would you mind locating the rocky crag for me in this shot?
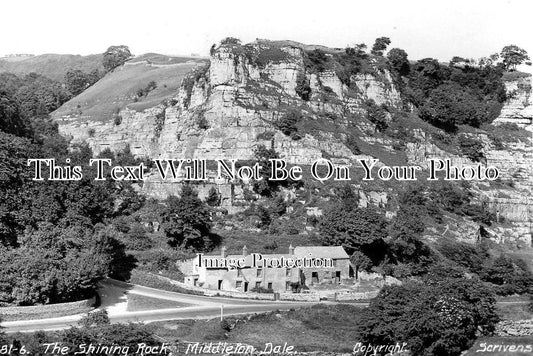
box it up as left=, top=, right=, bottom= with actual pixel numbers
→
left=54, top=40, right=533, bottom=245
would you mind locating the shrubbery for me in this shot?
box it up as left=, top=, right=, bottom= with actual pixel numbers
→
left=136, top=81, right=157, bottom=98
left=359, top=277, right=499, bottom=356
left=275, top=109, right=302, bottom=139
left=295, top=72, right=311, bottom=100
left=458, top=135, right=485, bottom=162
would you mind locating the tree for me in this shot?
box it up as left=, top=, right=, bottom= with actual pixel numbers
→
left=0, top=91, right=29, bottom=137
left=102, top=45, right=132, bottom=72
left=389, top=184, right=432, bottom=267
left=387, top=48, right=410, bottom=76
left=346, top=43, right=367, bottom=57
left=205, top=186, right=220, bottom=206
left=359, top=277, right=499, bottom=356
left=366, top=99, right=389, bottom=132
left=480, top=255, right=533, bottom=295
left=64, top=69, right=100, bottom=96
left=220, top=37, right=241, bottom=46
left=500, top=45, right=530, bottom=71
left=161, top=185, right=213, bottom=251
left=295, top=72, right=311, bottom=101
left=371, top=37, right=391, bottom=56
left=251, top=145, right=281, bottom=197
left=319, top=206, right=388, bottom=265
left=276, top=109, right=302, bottom=139
left=418, top=82, right=482, bottom=132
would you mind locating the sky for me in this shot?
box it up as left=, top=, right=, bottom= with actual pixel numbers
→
left=1, top=0, right=531, bottom=66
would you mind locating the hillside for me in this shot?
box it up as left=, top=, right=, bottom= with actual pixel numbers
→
left=53, top=39, right=533, bottom=249
left=52, top=55, right=206, bottom=125
left=0, top=53, right=103, bottom=81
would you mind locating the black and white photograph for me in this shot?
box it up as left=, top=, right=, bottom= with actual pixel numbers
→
left=0, top=0, right=532, bottom=355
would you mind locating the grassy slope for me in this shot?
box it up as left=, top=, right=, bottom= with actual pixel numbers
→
left=126, top=293, right=191, bottom=312
left=0, top=53, right=103, bottom=81
left=52, top=58, right=204, bottom=122
left=147, top=304, right=364, bottom=353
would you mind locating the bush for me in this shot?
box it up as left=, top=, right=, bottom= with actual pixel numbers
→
left=256, top=131, right=275, bottom=140
left=295, top=72, right=311, bottom=100
left=220, top=37, right=241, bottom=46
left=205, top=186, right=220, bottom=206
left=480, top=255, right=533, bottom=295
left=276, top=109, right=302, bottom=139
left=365, top=100, right=389, bottom=132
left=305, top=49, right=329, bottom=72
left=458, top=135, right=485, bottom=162
left=437, top=240, right=488, bottom=274
left=359, top=278, right=499, bottom=356
left=197, top=115, right=209, bottom=130
left=250, top=286, right=274, bottom=294
left=137, top=81, right=157, bottom=98
left=345, top=135, right=361, bottom=154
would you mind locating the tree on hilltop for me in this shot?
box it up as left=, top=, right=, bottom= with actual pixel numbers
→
left=102, top=45, right=132, bottom=72
left=387, top=48, right=410, bottom=76
left=500, top=45, right=530, bottom=71
left=371, top=37, right=391, bottom=56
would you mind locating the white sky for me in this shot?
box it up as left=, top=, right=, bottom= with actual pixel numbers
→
left=1, top=0, right=532, bottom=65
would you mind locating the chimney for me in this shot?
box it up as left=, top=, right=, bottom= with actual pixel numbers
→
left=221, top=246, right=227, bottom=258
left=289, top=244, right=294, bottom=255
left=242, top=245, right=248, bottom=256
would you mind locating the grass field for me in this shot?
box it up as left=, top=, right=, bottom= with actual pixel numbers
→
left=0, top=53, right=103, bottom=81
left=52, top=56, right=206, bottom=123
left=126, top=293, right=191, bottom=312
left=147, top=304, right=364, bottom=353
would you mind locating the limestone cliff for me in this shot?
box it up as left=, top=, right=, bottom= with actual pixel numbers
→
left=54, top=40, right=532, bottom=246
left=493, top=74, right=532, bottom=130
left=57, top=40, right=402, bottom=162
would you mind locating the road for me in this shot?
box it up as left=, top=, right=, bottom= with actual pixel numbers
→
left=1, top=279, right=353, bottom=333
left=3, top=279, right=523, bottom=333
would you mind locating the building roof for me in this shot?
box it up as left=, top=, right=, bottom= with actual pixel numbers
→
left=293, top=246, right=349, bottom=259
left=199, top=245, right=349, bottom=265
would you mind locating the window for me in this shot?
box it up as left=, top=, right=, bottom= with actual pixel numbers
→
left=255, top=282, right=261, bottom=288
left=236, top=281, right=242, bottom=288
left=312, top=272, right=319, bottom=283
left=256, top=268, right=263, bottom=277
left=332, top=259, right=337, bottom=267
left=286, top=268, right=291, bottom=277
left=267, top=282, right=273, bottom=289
left=286, top=281, right=291, bottom=290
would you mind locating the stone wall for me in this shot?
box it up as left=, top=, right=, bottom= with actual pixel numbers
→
left=0, top=296, right=95, bottom=321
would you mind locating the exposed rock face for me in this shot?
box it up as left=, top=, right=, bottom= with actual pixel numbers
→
left=57, top=41, right=403, bottom=164
left=57, top=106, right=165, bottom=157
left=54, top=40, right=532, bottom=246
left=405, top=131, right=532, bottom=247
left=493, top=75, right=532, bottom=130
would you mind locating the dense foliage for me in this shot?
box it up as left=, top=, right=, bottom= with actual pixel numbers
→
left=102, top=45, right=132, bottom=72
left=161, top=185, right=214, bottom=251
left=0, top=69, right=141, bottom=305
left=359, top=276, right=499, bottom=356
left=407, top=58, right=506, bottom=132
